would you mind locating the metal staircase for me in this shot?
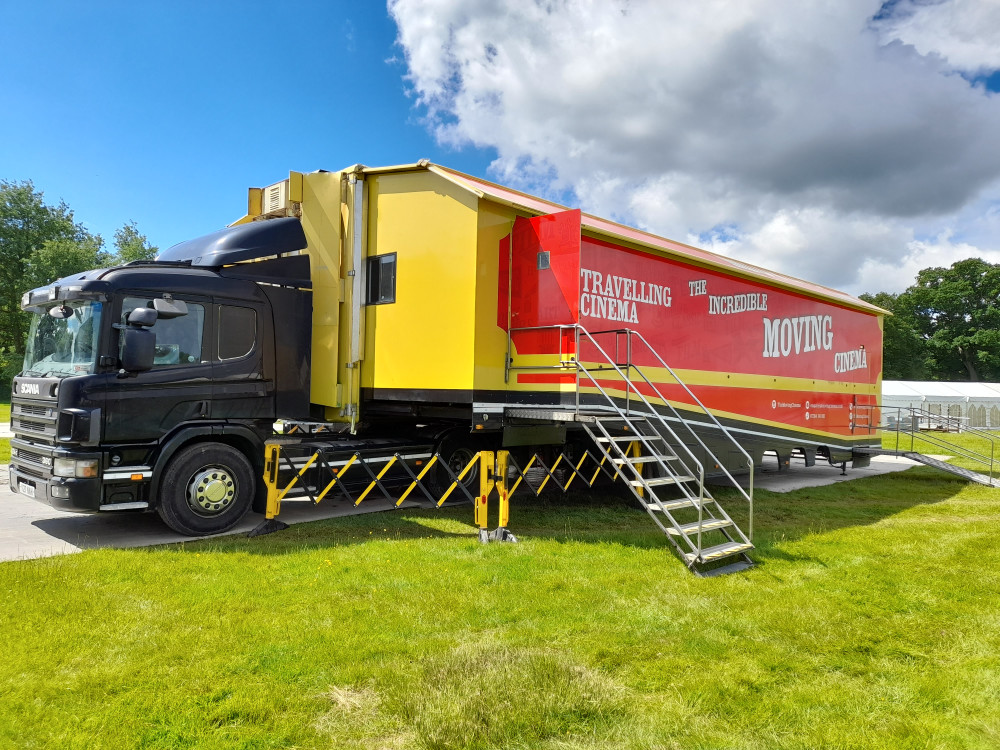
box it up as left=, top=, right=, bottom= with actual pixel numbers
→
left=584, top=415, right=753, bottom=574
left=507, top=324, right=755, bottom=575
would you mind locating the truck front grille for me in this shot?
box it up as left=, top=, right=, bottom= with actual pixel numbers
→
left=11, top=394, right=59, bottom=444
left=13, top=448, right=48, bottom=469
left=14, top=464, right=45, bottom=480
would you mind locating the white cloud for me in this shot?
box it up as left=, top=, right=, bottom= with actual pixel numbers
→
left=860, top=230, right=1000, bottom=292
left=695, top=208, right=914, bottom=292
left=388, top=0, right=1000, bottom=295
left=877, top=0, right=1000, bottom=74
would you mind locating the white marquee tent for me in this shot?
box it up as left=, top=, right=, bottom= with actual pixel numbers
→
left=882, top=380, right=1000, bottom=429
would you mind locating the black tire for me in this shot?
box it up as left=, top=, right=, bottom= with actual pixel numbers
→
left=156, top=442, right=255, bottom=536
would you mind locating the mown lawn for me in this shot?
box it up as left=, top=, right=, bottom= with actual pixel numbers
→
left=0, top=399, right=9, bottom=463
left=2, top=447, right=999, bottom=749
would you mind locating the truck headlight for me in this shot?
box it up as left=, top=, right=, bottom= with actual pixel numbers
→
left=53, top=458, right=99, bottom=478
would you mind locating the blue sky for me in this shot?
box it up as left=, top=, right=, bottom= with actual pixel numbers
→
left=3, top=1, right=1000, bottom=296
left=0, top=2, right=494, bottom=249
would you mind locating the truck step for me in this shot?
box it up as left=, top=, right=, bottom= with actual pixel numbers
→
left=630, top=475, right=695, bottom=487
left=684, top=542, right=754, bottom=564
left=666, top=518, right=732, bottom=536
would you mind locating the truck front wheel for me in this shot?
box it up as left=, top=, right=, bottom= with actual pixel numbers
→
left=157, top=443, right=255, bottom=536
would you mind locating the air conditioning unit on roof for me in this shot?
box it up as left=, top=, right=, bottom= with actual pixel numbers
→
left=262, top=180, right=288, bottom=216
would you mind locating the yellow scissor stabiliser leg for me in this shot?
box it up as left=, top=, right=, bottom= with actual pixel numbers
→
left=249, top=438, right=624, bottom=542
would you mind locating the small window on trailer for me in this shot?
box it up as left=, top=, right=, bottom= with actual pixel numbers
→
left=366, top=253, right=396, bottom=305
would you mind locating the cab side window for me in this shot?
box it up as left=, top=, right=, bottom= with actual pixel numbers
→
left=218, top=305, right=256, bottom=360
left=121, top=297, right=206, bottom=367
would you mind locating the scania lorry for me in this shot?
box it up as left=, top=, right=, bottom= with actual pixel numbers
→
left=9, top=162, right=885, bottom=543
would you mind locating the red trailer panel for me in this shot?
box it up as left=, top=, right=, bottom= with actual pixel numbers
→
left=500, top=209, right=881, bottom=461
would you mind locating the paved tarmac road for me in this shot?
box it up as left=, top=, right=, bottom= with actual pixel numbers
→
left=0, top=468, right=443, bottom=563
left=0, top=454, right=928, bottom=563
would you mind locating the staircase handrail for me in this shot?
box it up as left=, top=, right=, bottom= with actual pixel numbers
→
left=620, top=329, right=755, bottom=509
left=504, top=324, right=707, bottom=485
left=567, top=330, right=708, bottom=495
left=573, top=325, right=753, bottom=542
left=882, top=406, right=996, bottom=480
left=506, top=323, right=755, bottom=546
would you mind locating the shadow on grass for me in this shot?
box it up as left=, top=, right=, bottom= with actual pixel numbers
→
left=133, top=463, right=972, bottom=563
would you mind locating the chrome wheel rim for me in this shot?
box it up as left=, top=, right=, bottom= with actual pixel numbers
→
left=186, top=466, right=237, bottom=516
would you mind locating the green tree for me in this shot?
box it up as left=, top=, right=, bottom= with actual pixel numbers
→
left=23, top=236, right=113, bottom=291
left=0, top=180, right=96, bottom=352
left=113, top=220, right=158, bottom=263
left=906, top=258, right=1000, bottom=381
left=859, top=291, right=927, bottom=380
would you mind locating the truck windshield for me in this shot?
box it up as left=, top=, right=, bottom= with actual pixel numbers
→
left=22, top=301, right=103, bottom=378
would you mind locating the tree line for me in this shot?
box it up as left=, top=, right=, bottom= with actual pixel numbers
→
left=860, top=257, right=1000, bottom=382
left=0, top=179, right=158, bottom=358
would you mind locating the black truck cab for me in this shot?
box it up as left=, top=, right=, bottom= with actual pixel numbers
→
left=9, top=218, right=312, bottom=535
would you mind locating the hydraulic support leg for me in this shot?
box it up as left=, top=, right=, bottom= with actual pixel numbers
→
left=475, top=451, right=495, bottom=543
left=489, top=450, right=518, bottom=543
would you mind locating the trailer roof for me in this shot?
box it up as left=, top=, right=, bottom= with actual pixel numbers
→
left=362, top=161, right=883, bottom=316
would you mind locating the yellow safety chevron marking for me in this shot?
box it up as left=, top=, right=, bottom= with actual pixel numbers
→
left=564, top=453, right=589, bottom=491
left=268, top=453, right=317, bottom=518
left=396, top=455, right=440, bottom=507
left=506, top=454, right=537, bottom=496
left=437, top=453, right=482, bottom=507
left=355, top=455, right=398, bottom=506
left=537, top=454, right=563, bottom=494
left=315, top=453, right=359, bottom=504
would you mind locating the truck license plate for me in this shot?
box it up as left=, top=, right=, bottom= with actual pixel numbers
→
left=17, top=482, right=35, bottom=498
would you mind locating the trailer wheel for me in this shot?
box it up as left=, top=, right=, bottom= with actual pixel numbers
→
left=157, top=443, right=255, bottom=536
left=430, top=435, right=484, bottom=498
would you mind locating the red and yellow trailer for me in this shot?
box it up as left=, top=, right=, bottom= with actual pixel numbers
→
left=248, top=161, right=883, bottom=473
left=241, top=161, right=884, bottom=571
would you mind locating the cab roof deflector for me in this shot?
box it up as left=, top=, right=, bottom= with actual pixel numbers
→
left=156, top=217, right=307, bottom=267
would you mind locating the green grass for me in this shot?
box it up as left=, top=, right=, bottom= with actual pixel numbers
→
left=0, top=399, right=8, bottom=463
left=2, top=459, right=1000, bottom=749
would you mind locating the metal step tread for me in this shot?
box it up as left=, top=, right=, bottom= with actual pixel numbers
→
left=596, top=435, right=665, bottom=444
left=643, top=497, right=712, bottom=512
left=684, top=542, right=754, bottom=564
left=612, top=455, right=678, bottom=464
left=631, top=475, right=695, bottom=487
left=666, top=518, right=732, bottom=536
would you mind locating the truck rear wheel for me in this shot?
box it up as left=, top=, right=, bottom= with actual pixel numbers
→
left=157, top=443, right=254, bottom=536
left=430, top=434, right=485, bottom=498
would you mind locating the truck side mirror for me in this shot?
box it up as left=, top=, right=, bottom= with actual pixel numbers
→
left=127, top=307, right=158, bottom=327
left=121, top=327, right=155, bottom=373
